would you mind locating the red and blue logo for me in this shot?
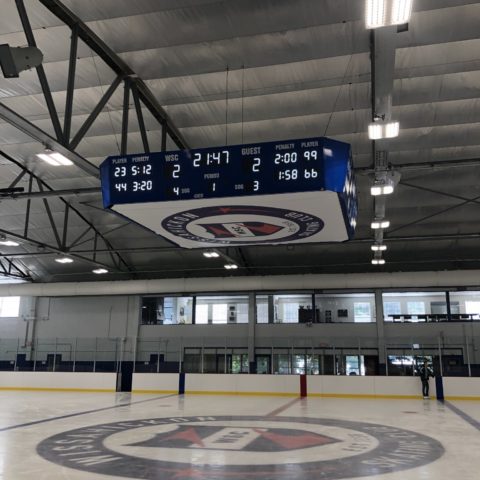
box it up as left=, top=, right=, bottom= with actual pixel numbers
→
left=161, top=205, right=325, bottom=245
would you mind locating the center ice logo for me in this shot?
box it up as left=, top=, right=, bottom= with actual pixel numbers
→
left=127, top=425, right=338, bottom=452
left=37, top=416, right=444, bottom=480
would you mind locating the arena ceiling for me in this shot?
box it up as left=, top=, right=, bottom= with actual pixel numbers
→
left=0, top=0, right=479, bottom=282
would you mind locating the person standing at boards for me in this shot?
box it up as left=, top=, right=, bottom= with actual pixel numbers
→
left=418, top=360, right=434, bottom=399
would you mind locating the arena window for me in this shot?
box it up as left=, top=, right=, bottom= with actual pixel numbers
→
left=0, top=296, right=20, bottom=317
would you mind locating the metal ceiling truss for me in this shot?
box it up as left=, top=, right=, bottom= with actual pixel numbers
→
left=0, top=151, right=134, bottom=276
left=4, top=230, right=480, bottom=261
left=0, top=187, right=101, bottom=201
left=400, top=182, right=480, bottom=206
left=0, top=255, right=29, bottom=280
left=0, top=102, right=99, bottom=178
left=0, top=0, right=196, bottom=280
left=2, top=0, right=189, bottom=176
left=356, top=157, right=480, bottom=173
left=35, top=0, right=188, bottom=151
left=387, top=194, right=480, bottom=236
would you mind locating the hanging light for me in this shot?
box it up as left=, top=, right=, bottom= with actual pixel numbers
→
left=391, top=0, right=414, bottom=25
left=37, top=149, right=73, bottom=166
left=92, top=268, right=108, bottom=274
left=365, top=0, right=413, bottom=29
left=368, top=121, right=400, bottom=140
left=224, top=264, right=238, bottom=270
left=385, top=121, right=400, bottom=138
left=371, top=244, right=387, bottom=252
left=370, top=178, right=394, bottom=196
left=366, top=0, right=387, bottom=29
left=55, top=257, right=73, bottom=264
left=203, top=251, right=220, bottom=258
left=0, top=239, right=19, bottom=246
left=368, top=122, right=384, bottom=140
left=371, top=220, right=390, bottom=229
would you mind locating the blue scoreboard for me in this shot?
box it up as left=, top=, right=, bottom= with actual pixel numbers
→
left=100, top=137, right=357, bottom=248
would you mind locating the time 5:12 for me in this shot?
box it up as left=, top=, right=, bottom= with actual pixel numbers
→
left=131, top=164, right=152, bottom=176
left=113, top=164, right=152, bottom=177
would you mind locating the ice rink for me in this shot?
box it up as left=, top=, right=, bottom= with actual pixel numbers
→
left=0, top=392, right=478, bottom=479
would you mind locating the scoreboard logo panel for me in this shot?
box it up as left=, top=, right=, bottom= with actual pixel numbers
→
left=161, top=205, right=325, bottom=245
left=102, top=137, right=358, bottom=248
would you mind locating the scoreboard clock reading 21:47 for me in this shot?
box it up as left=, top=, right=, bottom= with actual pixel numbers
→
left=100, top=137, right=358, bottom=249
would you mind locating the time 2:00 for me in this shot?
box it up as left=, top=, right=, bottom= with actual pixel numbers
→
left=274, top=150, right=318, bottom=164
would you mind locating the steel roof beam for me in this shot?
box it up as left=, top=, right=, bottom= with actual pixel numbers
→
left=0, top=225, right=115, bottom=273
left=15, top=0, right=65, bottom=145
left=120, top=79, right=130, bottom=156
left=37, top=180, right=62, bottom=249
left=69, top=76, right=123, bottom=151
left=39, top=0, right=188, bottom=150
left=387, top=193, right=480, bottom=235
left=0, top=258, right=29, bottom=280
left=0, top=151, right=134, bottom=274
left=131, top=82, right=150, bottom=154
left=0, top=103, right=99, bottom=178
left=0, top=187, right=101, bottom=200
left=63, top=23, right=79, bottom=144
left=23, top=175, right=33, bottom=238
left=5, top=229, right=480, bottom=259
left=355, top=157, right=480, bottom=173
left=399, top=181, right=480, bottom=205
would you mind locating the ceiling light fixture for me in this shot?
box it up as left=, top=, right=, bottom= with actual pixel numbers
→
left=370, top=178, right=394, bottom=196
left=0, top=239, right=19, bottom=246
left=37, top=149, right=73, bottom=166
left=366, top=0, right=413, bottom=29
left=368, top=121, right=400, bottom=140
left=371, top=220, right=390, bottom=229
left=368, top=122, right=383, bottom=140
left=366, top=0, right=386, bottom=29
left=92, top=268, right=108, bottom=274
left=371, top=244, right=387, bottom=251
left=384, top=121, right=400, bottom=138
left=372, top=259, right=386, bottom=265
left=224, top=264, right=238, bottom=270
left=391, top=0, right=414, bottom=25
left=203, top=251, right=220, bottom=258
left=55, top=257, right=73, bottom=264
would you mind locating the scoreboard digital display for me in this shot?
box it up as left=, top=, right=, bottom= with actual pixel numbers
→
left=100, top=137, right=357, bottom=248
left=101, top=137, right=352, bottom=206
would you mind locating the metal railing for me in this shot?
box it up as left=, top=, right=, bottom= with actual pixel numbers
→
left=0, top=334, right=477, bottom=376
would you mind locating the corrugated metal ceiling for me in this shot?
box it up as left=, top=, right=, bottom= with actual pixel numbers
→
left=0, top=0, right=479, bottom=281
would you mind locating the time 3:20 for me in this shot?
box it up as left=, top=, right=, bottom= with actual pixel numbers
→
left=132, top=180, right=153, bottom=191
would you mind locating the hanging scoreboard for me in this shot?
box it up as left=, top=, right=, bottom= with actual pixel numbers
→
left=100, top=137, right=357, bottom=248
